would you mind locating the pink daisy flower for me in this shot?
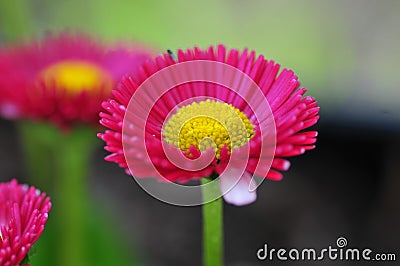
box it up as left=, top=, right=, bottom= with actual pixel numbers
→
left=0, top=179, right=51, bottom=265
left=98, top=45, right=319, bottom=206
left=0, top=33, right=152, bottom=129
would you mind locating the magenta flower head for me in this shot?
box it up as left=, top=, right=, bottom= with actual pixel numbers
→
left=0, top=179, right=51, bottom=265
left=98, top=45, right=319, bottom=206
left=0, top=33, right=153, bottom=129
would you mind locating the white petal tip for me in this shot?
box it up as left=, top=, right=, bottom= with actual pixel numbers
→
left=220, top=171, right=258, bottom=206
left=283, top=160, right=291, bottom=171
left=223, top=191, right=257, bottom=206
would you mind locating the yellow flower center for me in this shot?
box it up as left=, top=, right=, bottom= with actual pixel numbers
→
left=163, top=99, right=255, bottom=158
left=39, top=60, right=112, bottom=94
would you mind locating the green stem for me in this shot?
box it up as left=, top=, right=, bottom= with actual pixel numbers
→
left=53, top=126, right=97, bottom=266
left=18, top=122, right=138, bottom=265
left=19, top=121, right=98, bottom=266
left=201, top=177, right=224, bottom=266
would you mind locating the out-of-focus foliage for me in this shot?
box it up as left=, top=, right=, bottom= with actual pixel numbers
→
left=1, top=0, right=399, bottom=118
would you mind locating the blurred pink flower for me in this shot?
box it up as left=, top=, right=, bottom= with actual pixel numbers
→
left=0, top=179, right=51, bottom=265
left=0, top=33, right=152, bottom=129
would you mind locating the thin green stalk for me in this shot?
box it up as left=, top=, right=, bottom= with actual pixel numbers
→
left=18, top=122, right=97, bottom=265
left=18, top=121, right=139, bottom=265
left=201, top=177, right=224, bottom=266
left=53, top=126, right=97, bottom=266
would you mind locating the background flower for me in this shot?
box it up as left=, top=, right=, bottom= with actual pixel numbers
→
left=0, top=33, right=153, bottom=266
left=0, top=33, right=152, bottom=129
left=0, top=179, right=51, bottom=266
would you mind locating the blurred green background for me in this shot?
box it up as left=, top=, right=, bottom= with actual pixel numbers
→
left=2, top=0, right=399, bottom=117
left=0, top=1, right=399, bottom=266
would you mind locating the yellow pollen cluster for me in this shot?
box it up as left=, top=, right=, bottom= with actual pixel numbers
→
left=163, top=99, right=255, bottom=158
left=39, top=60, right=112, bottom=94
